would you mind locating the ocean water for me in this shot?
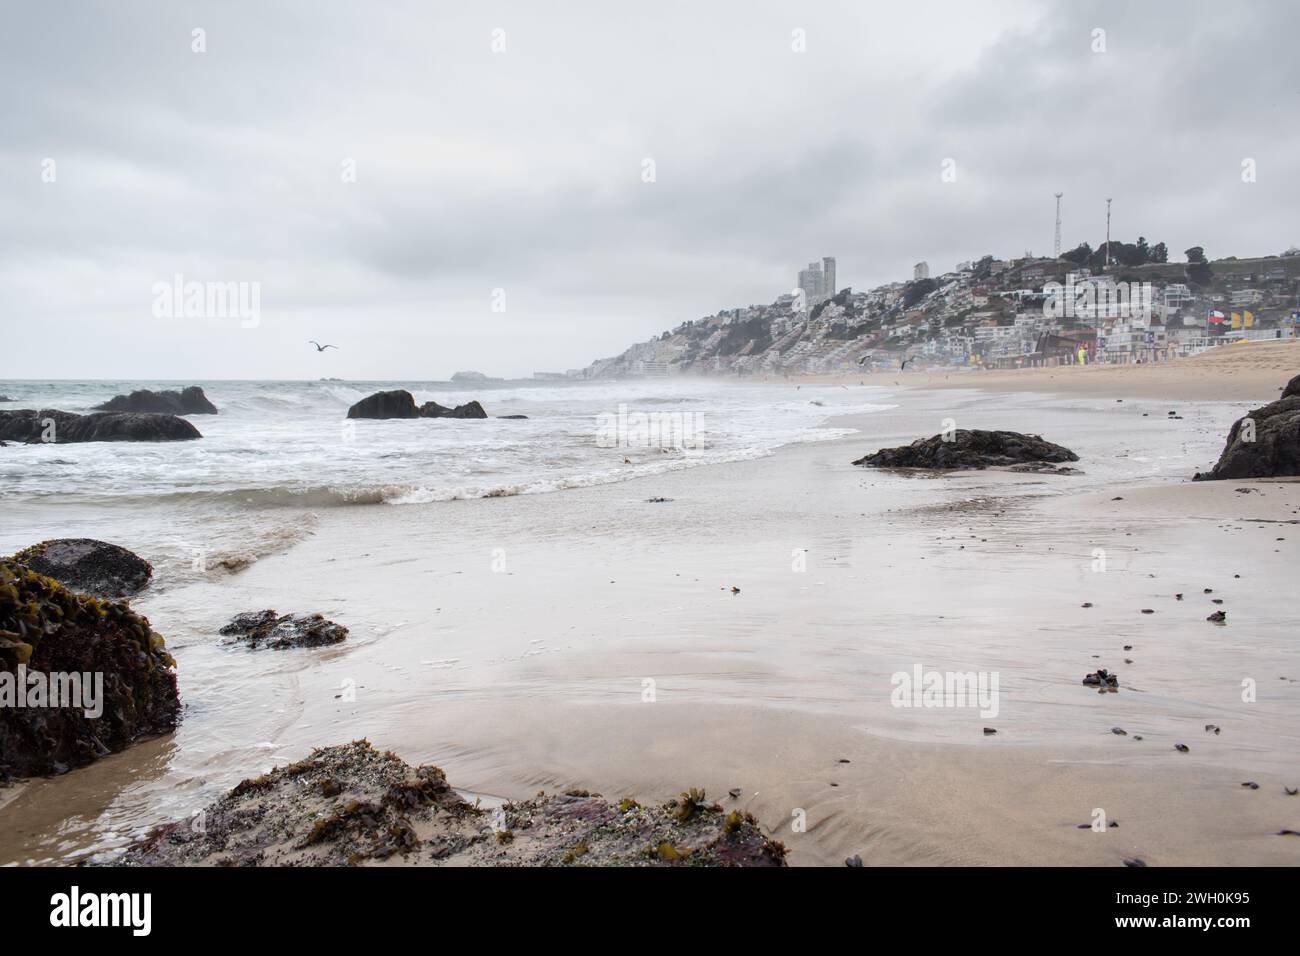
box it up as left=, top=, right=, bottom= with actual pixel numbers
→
left=0, top=378, right=895, bottom=575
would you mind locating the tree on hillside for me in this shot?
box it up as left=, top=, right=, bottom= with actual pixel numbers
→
left=1150, top=242, right=1168, bottom=263
left=1062, top=242, right=1092, bottom=266
left=1184, top=246, right=1213, bottom=286
left=1136, top=237, right=1149, bottom=263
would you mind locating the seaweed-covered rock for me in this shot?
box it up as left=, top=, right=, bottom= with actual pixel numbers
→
left=1193, top=382, right=1300, bottom=480
left=418, top=400, right=488, bottom=419
left=11, top=539, right=152, bottom=599
left=346, top=390, right=420, bottom=419
left=220, top=610, right=348, bottom=650
left=111, top=740, right=786, bottom=866
left=0, top=561, right=179, bottom=782
left=853, top=429, right=1079, bottom=471
left=94, top=386, right=217, bottom=415
left=0, top=409, right=201, bottom=443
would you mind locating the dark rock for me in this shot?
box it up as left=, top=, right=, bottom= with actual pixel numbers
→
left=1194, top=377, right=1300, bottom=479
left=0, top=561, right=180, bottom=782
left=497, top=414, right=529, bottom=420
left=0, top=409, right=201, bottom=443
left=346, top=390, right=420, bottom=419
left=853, top=429, right=1078, bottom=471
left=1207, top=610, right=1227, bottom=623
left=94, top=386, right=217, bottom=415
left=419, top=400, right=488, bottom=419
left=108, top=741, right=787, bottom=867
left=845, top=854, right=863, bottom=867
left=10, top=539, right=152, bottom=599
left=983, top=727, right=997, bottom=735
left=0, top=395, right=12, bottom=402
left=1082, top=669, right=1119, bottom=690
left=1283, top=372, right=1300, bottom=400
left=1175, top=744, right=1189, bottom=752
left=220, top=610, right=348, bottom=650
left=1111, top=727, right=1127, bottom=735
left=344, top=391, right=492, bottom=420
left=1123, top=858, right=1147, bottom=867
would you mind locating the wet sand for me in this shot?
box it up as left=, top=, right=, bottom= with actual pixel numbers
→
left=2, top=368, right=1299, bottom=867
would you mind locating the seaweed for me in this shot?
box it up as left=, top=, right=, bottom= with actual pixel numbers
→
left=0, top=560, right=179, bottom=782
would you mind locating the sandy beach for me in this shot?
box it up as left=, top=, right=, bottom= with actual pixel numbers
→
left=2, top=352, right=1298, bottom=868
left=795, top=339, right=1300, bottom=403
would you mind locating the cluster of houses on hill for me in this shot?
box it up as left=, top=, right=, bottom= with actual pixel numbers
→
left=576, top=248, right=1300, bottom=378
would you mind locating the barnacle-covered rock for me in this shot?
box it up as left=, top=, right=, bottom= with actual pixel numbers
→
left=0, top=561, right=179, bottom=782
left=112, top=741, right=786, bottom=867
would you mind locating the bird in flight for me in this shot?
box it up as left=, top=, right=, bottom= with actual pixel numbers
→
left=309, top=340, right=338, bottom=352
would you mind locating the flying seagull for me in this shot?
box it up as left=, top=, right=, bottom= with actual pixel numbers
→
left=309, top=340, right=338, bottom=352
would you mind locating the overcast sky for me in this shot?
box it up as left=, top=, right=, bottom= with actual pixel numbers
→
left=2, top=0, right=1296, bottom=380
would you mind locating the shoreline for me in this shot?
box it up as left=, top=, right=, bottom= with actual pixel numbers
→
left=2, top=361, right=1299, bottom=867
left=766, top=339, right=1300, bottom=402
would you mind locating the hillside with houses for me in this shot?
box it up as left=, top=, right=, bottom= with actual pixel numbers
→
left=574, top=244, right=1300, bottom=378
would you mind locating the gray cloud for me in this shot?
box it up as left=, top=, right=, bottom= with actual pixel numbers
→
left=1, top=0, right=1295, bottom=379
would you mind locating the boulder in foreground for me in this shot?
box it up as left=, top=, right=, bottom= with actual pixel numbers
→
left=220, top=610, right=348, bottom=649
left=114, top=740, right=787, bottom=866
left=11, top=539, right=152, bottom=599
left=94, top=386, right=217, bottom=415
left=0, top=561, right=179, bottom=782
left=1193, top=373, right=1300, bottom=480
left=853, top=429, right=1079, bottom=471
left=0, top=409, right=201, bottom=443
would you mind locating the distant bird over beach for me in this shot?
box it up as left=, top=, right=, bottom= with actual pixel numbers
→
left=309, top=341, right=338, bottom=352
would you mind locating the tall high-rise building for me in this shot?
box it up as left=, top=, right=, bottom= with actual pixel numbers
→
left=796, top=256, right=837, bottom=308
left=797, top=261, right=824, bottom=307
left=914, top=261, right=930, bottom=280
